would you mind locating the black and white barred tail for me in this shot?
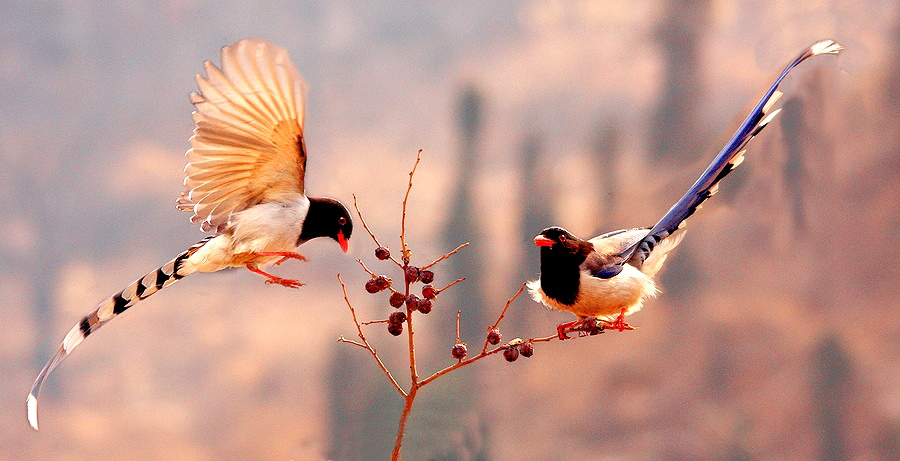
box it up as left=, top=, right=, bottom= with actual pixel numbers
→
left=27, top=236, right=212, bottom=430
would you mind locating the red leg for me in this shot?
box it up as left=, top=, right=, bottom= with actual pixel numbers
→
left=605, top=308, right=635, bottom=332
left=252, top=251, right=308, bottom=265
left=246, top=265, right=304, bottom=289
left=556, top=319, right=588, bottom=340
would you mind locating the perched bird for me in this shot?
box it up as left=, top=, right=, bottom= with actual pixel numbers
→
left=529, top=40, right=843, bottom=339
left=27, top=39, right=353, bottom=430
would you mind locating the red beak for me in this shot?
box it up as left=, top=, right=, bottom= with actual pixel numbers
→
left=337, top=231, right=349, bottom=253
left=534, top=235, right=555, bottom=247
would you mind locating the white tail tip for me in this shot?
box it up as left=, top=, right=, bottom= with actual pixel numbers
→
left=27, top=394, right=39, bottom=431
left=810, top=39, right=844, bottom=56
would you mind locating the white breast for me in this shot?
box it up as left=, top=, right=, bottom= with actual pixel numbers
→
left=184, top=195, right=310, bottom=273
left=528, top=264, right=658, bottom=320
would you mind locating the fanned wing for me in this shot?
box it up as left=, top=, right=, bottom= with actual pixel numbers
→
left=621, top=39, right=843, bottom=266
left=178, top=39, right=308, bottom=232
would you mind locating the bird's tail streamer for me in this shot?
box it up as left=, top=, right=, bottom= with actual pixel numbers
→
left=623, top=40, right=843, bottom=266
left=27, top=236, right=213, bottom=430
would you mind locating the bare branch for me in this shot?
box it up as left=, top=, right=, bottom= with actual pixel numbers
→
left=353, top=194, right=403, bottom=267
left=437, top=277, right=466, bottom=294
left=399, top=149, right=423, bottom=264
left=482, top=282, right=527, bottom=354
left=421, top=242, right=469, bottom=270
left=337, top=274, right=406, bottom=397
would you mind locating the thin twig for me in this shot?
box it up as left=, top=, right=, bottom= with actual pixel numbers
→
left=421, top=242, right=469, bottom=270
left=361, top=319, right=390, bottom=326
left=353, top=194, right=403, bottom=267
left=399, top=149, right=423, bottom=264
left=455, top=310, right=462, bottom=343
left=482, top=282, right=527, bottom=354
left=437, top=277, right=466, bottom=294
left=356, top=259, right=377, bottom=277
left=336, top=336, right=369, bottom=350
left=337, top=274, right=406, bottom=397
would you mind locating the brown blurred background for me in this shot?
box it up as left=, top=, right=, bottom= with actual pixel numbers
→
left=1, top=1, right=897, bottom=460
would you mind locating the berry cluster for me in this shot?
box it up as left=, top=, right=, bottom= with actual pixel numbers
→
left=502, top=339, right=535, bottom=362
left=362, top=246, right=446, bottom=336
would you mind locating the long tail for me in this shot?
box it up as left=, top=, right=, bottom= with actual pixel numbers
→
left=26, top=236, right=212, bottom=430
left=623, top=39, right=843, bottom=265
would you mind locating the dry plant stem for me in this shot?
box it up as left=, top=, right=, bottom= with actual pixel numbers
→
left=455, top=310, right=462, bottom=343
left=482, top=282, right=527, bottom=354
left=405, top=280, right=418, bottom=385
left=399, top=149, right=423, bottom=264
left=421, top=242, right=469, bottom=270
left=356, top=259, right=378, bottom=277
left=437, top=277, right=466, bottom=294
left=336, top=274, right=406, bottom=397
left=353, top=194, right=403, bottom=267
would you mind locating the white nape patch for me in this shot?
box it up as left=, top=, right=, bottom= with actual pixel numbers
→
left=62, top=324, right=84, bottom=353
left=96, top=297, right=116, bottom=321
left=27, top=394, right=39, bottom=430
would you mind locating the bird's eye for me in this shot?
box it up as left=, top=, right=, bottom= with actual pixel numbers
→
left=559, top=234, right=567, bottom=242
left=338, top=217, right=347, bottom=226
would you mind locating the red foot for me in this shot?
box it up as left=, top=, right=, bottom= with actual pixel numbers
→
left=246, top=265, right=304, bottom=289
left=252, top=251, right=308, bottom=266
left=605, top=308, right=635, bottom=332
left=556, top=320, right=581, bottom=340
left=556, top=318, right=605, bottom=340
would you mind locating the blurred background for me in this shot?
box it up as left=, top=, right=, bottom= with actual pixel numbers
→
left=1, top=1, right=897, bottom=460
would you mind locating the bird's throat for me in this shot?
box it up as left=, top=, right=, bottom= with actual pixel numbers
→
left=539, top=250, right=582, bottom=306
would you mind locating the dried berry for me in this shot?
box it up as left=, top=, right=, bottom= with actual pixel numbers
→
left=389, top=311, right=407, bottom=325
left=417, top=298, right=433, bottom=314
left=405, top=294, right=420, bottom=311
left=582, top=318, right=604, bottom=336
left=374, top=275, right=391, bottom=291
left=503, top=346, right=520, bottom=362
left=375, top=246, right=391, bottom=260
left=451, top=343, right=468, bottom=360
left=387, top=322, right=403, bottom=336
left=389, top=292, right=406, bottom=308
left=404, top=265, right=420, bottom=283
left=486, top=328, right=502, bottom=345
left=520, top=341, right=534, bottom=358
left=422, top=284, right=437, bottom=299
left=419, top=269, right=434, bottom=284
left=364, top=278, right=379, bottom=294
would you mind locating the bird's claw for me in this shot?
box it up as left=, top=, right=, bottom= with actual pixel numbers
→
left=556, top=318, right=605, bottom=340
left=263, top=276, right=304, bottom=289
left=602, top=309, right=635, bottom=332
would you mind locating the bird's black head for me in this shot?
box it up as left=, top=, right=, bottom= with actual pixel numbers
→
left=300, top=197, right=353, bottom=252
left=534, top=226, right=593, bottom=262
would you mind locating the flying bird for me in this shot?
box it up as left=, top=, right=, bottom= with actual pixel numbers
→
left=27, top=39, right=353, bottom=430
left=529, top=40, right=843, bottom=339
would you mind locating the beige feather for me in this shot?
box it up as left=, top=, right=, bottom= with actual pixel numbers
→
left=180, top=39, right=308, bottom=231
